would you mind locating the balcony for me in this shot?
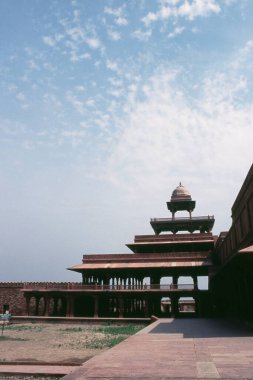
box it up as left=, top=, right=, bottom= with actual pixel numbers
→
left=22, top=283, right=196, bottom=292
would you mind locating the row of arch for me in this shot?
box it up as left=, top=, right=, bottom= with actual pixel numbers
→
left=26, top=296, right=66, bottom=317
left=25, top=294, right=198, bottom=318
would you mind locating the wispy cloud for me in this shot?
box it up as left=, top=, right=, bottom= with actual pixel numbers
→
left=132, top=29, right=152, bottom=41
left=168, top=26, right=185, bottom=38
left=42, top=12, right=102, bottom=63
left=107, top=29, right=121, bottom=41
left=104, top=6, right=128, bottom=26
left=99, top=44, right=253, bottom=208
left=142, top=0, right=221, bottom=25
left=106, top=60, right=122, bottom=75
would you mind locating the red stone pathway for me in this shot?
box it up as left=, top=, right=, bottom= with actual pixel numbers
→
left=63, top=318, right=253, bottom=379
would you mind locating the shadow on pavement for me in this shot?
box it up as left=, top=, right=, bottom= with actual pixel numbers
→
left=149, top=318, right=253, bottom=338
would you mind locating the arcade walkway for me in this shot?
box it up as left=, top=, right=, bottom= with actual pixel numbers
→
left=64, top=318, right=253, bottom=379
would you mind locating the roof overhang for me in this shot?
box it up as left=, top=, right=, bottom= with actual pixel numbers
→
left=68, top=260, right=212, bottom=272
left=238, top=244, right=253, bottom=254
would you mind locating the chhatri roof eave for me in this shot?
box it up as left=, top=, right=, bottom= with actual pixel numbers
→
left=67, top=260, right=213, bottom=272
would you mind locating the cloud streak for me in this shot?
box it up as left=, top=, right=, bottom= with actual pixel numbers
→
left=142, top=0, right=221, bottom=25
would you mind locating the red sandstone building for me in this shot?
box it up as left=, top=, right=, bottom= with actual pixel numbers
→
left=1, top=164, right=253, bottom=321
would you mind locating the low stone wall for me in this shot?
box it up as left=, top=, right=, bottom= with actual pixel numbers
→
left=0, top=282, right=78, bottom=315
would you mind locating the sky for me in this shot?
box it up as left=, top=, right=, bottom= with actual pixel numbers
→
left=0, top=0, right=252, bottom=282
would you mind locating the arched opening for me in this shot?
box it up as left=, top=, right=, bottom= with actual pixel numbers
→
left=160, top=297, right=171, bottom=316
left=198, top=276, right=208, bottom=290
left=48, top=298, right=55, bottom=316
left=37, top=297, right=45, bottom=316
left=143, top=277, right=150, bottom=288
left=178, top=297, right=196, bottom=317
left=3, top=304, right=9, bottom=314
left=178, top=276, right=194, bottom=290
left=58, top=297, right=67, bottom=316
left=160, top=276, right=172, bottom=289
left=29, top=296, right=36, bottom=315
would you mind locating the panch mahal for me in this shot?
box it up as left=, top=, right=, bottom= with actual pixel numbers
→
left=1, top=164, right=253, bottom=321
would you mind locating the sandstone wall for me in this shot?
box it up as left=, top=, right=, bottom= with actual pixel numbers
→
left=0, top=282, right=75, bottom=315
left=0, top=283, right=26, bottom=315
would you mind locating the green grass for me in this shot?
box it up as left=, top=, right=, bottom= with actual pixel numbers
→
left=0, top=335, right=28, bottom=341
left=93, top=324, right=143, bottom=335
left=83, top=335, right=126, bottom=349
left=60, top=326, right=85, bottom=332
left=60, top=324, right=144, bottom=335
left=59, top=324, right=144, bottom=350
left=5, top=325, right=44, bottom=332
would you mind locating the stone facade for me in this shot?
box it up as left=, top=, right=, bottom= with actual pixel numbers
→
left=210, top=164, right=253, bottom=320
left=0, top=283, right=79, bottom=315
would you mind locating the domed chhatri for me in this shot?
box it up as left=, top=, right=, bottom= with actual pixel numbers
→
left=171, top=182, right=192, bottom=201
left=150, top=182, right=215, bottom=234
left=167, top=182, right=196, bottom=219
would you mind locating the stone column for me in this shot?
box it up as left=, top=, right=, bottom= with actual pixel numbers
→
left=66, top=295, right=74, bottom=317
left=194, top=296, right=199, bottom=316
left=171, top=296, right=179, bottom=318
left=93, top=295, right=99, bottom=318
left=44, top=296, right=50, bottom=317
left=25, top=296, right=30, bottom=316
left=172, top=275, right=179, bottom=289
left=144, top=297, right=149, bottom=317
left=193, top=276, right=198, bottom=290
left=151, top=275, right=161, bottom=288
left=35, top=297, right=40, bottom=316
left=53, top=297, right=58, bottom=316
left=118, top=297, right=124, bottom=318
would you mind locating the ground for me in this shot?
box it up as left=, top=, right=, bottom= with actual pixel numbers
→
left=0, top=323, right=143, bottom=364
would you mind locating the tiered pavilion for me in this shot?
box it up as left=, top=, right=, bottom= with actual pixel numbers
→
left=23, top=183, right=215, bottom=318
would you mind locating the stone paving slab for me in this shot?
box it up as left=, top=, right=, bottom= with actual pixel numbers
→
left=63, top=318, right=253, bottom=380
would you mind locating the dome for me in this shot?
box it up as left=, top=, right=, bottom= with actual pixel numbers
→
left=171, top=182, right=192, bottom=201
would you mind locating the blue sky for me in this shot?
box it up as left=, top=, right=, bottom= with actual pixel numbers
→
left=0, top=0, right=253, bottom=282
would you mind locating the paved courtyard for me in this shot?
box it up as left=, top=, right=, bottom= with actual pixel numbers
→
left=64, top=318, right=253, bottom=380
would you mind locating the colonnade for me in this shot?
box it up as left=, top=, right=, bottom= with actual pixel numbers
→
left=82, top=274, right=199, bottom=290
left=24, top=291, right=206, bottom=318
left=25, top=295, right=66, bottom=317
